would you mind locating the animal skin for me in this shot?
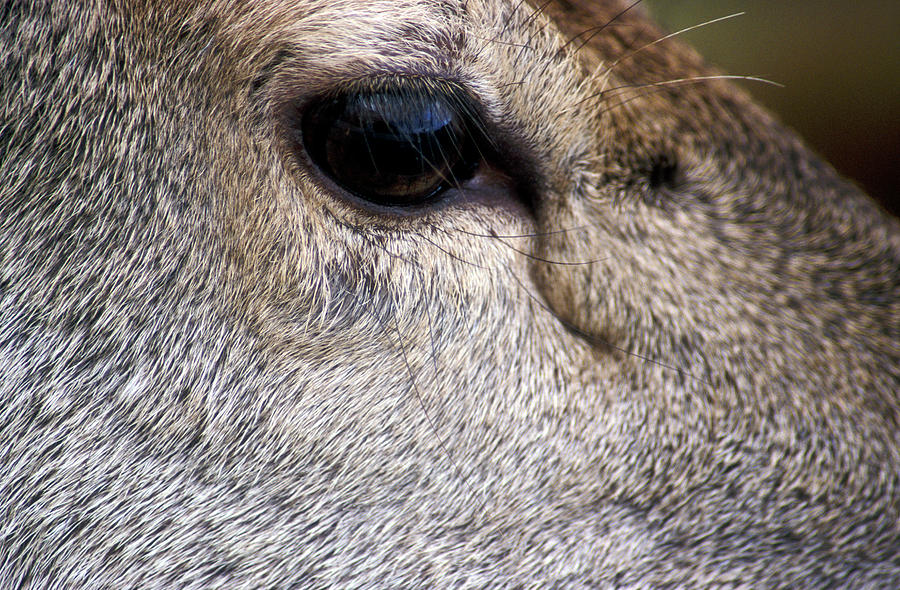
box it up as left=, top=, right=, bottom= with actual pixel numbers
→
left=1, top=0, right=899, bottom=587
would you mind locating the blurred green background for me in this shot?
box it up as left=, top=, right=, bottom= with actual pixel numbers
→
left=642, top=0, right=899, bottom=216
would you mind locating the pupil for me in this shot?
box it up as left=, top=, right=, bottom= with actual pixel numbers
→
left=302, top=84, right=479, bottom=206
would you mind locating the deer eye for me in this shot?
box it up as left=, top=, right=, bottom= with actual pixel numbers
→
left=300, top=82, right=482, bottom=207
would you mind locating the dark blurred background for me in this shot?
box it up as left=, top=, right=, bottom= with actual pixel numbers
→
left=643, top=0, right=899, bottom=217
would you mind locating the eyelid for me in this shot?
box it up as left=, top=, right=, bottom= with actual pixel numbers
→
left=277, top=73, right=541, bottom=217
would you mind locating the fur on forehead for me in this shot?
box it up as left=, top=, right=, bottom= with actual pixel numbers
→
left=126, top=0, right=467, bottom=70
left=119, top=0, right=590, bottom=89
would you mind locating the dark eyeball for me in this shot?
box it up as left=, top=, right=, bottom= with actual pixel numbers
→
left=300, top=81, right=483, bottom=207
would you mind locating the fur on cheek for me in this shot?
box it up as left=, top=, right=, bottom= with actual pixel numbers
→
left=1, top=1, right=898, bottom=588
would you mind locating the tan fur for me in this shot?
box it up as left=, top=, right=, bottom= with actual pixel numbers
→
left=2, top=0, right=898, bottom=587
